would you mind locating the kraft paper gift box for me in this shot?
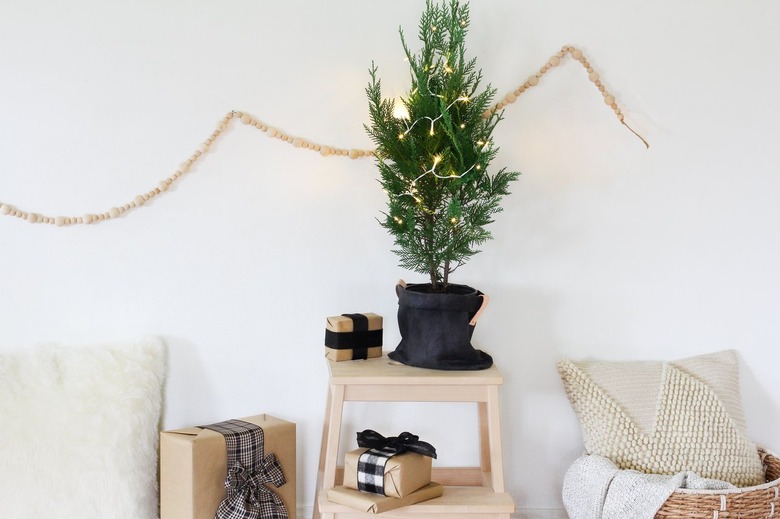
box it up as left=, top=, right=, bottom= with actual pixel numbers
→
left=326, top=483, right=444, bottom=514
left=343, top=447, right=432, bottom=498
left=325, top=313, right=383, bottom=361
left=160, top=414, right=296, bottom=519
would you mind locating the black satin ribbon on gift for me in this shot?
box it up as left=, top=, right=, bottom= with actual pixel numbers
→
left=324, top=313, right=382, bottom=360
left=356, top=429, right=438, bottom=459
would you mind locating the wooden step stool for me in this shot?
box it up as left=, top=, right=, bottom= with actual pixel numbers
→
left=314, top=354, right=515, bottom=519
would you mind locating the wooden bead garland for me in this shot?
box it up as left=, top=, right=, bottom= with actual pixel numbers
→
left=1, top=46, right=646, bottom=226
left=484, top=45, right=649, bottom=149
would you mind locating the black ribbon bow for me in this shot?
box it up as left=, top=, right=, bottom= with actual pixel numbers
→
left=356, top=429, right=437, bottom=459
left=218, top=453, right=288, bottom=519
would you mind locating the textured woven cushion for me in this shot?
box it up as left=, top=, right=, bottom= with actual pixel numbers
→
left=557, top=350, right=764, bottom=487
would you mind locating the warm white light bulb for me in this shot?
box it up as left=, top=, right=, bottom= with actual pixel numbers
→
left=393, top=98, right=410, bottom=120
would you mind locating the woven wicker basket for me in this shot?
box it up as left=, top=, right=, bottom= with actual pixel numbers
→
left=655, top=449, right=780, bottom=518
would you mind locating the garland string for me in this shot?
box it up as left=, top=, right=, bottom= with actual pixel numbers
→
left=0, top=46, right=648, bottom=227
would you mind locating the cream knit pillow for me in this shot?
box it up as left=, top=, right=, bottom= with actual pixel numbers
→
left=557, top=350, right=764, bottom=487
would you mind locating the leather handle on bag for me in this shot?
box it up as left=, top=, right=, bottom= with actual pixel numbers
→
left=396, top=279, right=407, bottom=297
left=469, top=294, right=489, bottom=326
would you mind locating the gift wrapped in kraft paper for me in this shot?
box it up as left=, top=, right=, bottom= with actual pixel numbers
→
left=324, top=313, right=383, bottom=361
left=343, top=430, right=437, bottom=498
left=326, top=482, right=444, bottom=514
left=344, top=448, right=432, bottom=498
left=160, top=414, right=296, bottom=519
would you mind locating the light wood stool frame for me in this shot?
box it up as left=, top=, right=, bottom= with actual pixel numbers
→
left=313, top=355, right=515, bottom=519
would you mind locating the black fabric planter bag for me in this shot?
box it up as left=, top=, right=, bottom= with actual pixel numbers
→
left=388, top=280, right=493, bottom=370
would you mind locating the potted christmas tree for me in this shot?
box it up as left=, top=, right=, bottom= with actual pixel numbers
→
left=366, top=0, right=518, bottom=370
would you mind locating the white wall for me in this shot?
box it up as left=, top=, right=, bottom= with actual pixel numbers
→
left=2, top=0, right=779, bottom=514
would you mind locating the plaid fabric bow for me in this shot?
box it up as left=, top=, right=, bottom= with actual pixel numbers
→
left=203, top=419, right=289, bottom=519
left=218, top=454, right=288, bottom=519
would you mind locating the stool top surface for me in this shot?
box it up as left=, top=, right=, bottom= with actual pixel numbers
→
left=327, top=354, right=504, bottom=385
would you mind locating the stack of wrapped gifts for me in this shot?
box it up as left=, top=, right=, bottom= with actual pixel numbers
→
left=327, top=430, right=443, bottom=513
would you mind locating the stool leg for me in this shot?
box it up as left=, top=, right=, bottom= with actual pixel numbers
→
left=322, top=383, right=345, bottom=490
left=486, top=384, right=506, bottom=492
left=314, top=384, right=345, bottom=519
left=478, top=400, right=492, bottom=486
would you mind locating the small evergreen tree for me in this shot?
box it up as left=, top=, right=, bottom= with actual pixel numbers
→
left=366, top=0, right=519, bottom=293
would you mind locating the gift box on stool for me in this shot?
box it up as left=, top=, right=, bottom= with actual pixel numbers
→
left=326, top=483, right=444, bottom=514
left=160, top=414, right=296, bottom=519
left=343, top=447, right=432, bottom=498
left=325, top=313, right=383, bottom=361
left=328, top=429, right=440, bottom=513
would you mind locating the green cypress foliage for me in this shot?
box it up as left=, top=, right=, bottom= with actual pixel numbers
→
left=366, top=0, right=519, bottom=292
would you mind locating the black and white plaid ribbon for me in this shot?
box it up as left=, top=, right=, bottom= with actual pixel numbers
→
left=202, top=419, right=288, bottom=519
left=356, top=447, right=397, bottom=495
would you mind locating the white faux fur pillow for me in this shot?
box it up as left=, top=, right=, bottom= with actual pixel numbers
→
left=0, top=338, right=166, bottom=518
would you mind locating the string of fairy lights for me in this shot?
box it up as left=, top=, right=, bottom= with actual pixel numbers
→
left=0, top=45, right=647, bottom=227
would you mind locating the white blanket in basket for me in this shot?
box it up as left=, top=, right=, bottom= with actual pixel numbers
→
left=562, top=454, right=735, bottom=519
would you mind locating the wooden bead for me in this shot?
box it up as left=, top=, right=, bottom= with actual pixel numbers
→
left=158, top=181, right=169, bottom=192
left=240, top=114, right=252, bottom=124
left=349, top=149, right=360, bottom=159
left=55, top=216, right=66, bottom=226
left=292, top=137, right=302, bottom=148
left=180, top=163, right=190, bottom=173
left=266, top=127, right=277, bottom=137
left=320, top=146, right=331, bottom=157
left=604, top=94, right=615, bottom=105
left=109, top=207, right=120, bottom=218
left=505, top=92, right=517, bottom=103
left=199, top=143, right=209, bottom=153
left=549, top=55, right=561, bottom=66
left=134, top=195, right=145, bottom=206
left=27, top=213, right=39, bottom=223
left=528, top=76, right=539, bottom=86
left=572, top=49, right=583, bottom=60
left=589, top=71, right=600, bottom=82
left=83, top=214, right=93, bottom=224
left=0, top=204, right=11, bottom=215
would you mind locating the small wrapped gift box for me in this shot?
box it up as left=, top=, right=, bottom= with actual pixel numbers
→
left=325, top=312, right=383, bottom=361
left=160, top=414, right=296, bottom=519
left=343, top=447, right=433, bottom=498
left=342, top=429, right=438, bottom=498
left=327, top=482, right=444, bottom=514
